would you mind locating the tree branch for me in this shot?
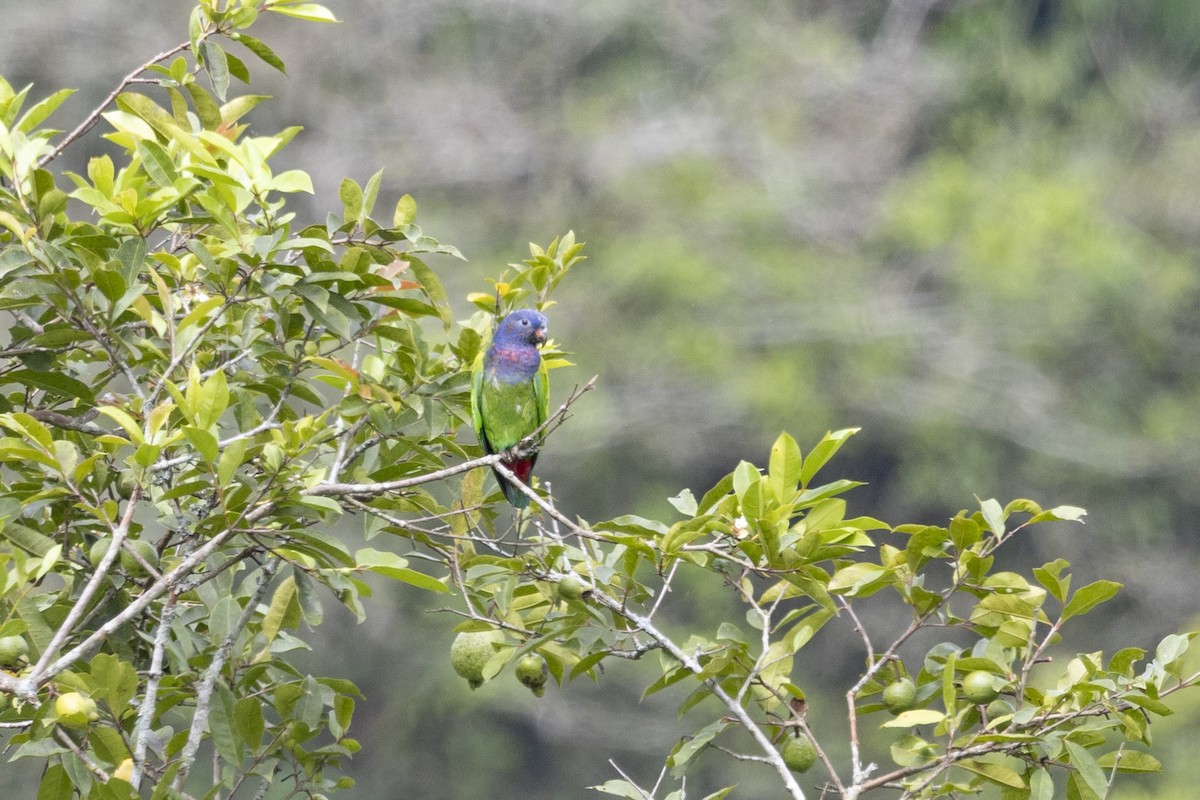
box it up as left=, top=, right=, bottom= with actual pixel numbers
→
left=173, top=559, right=280, bottom=791
left=36, top=39, right=196, bottom=169
left=25, top=487, right=142, bottom=691
left=131, top=593, right=177, bottom=788
left=585, top=584, right=810, bottom=800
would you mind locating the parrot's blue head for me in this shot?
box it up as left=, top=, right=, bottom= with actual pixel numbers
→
left=494, top=309, right=548, bottom=347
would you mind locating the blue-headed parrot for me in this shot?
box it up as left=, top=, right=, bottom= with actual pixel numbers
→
left=471, top=309, right=550, bottom=507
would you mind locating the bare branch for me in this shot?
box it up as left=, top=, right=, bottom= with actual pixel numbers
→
left=586, top=585, right=810, bottom=800
left=26, top=487, right=142, bottom=690
left=37, top=39, right=197, bottom=168
left=131, top=593, right=177, bottom=787
left=27, top=409, right=104, bottom=436
left=173, top=559, right=281, bottom=790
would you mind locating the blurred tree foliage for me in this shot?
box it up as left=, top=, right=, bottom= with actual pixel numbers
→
left=5, top=0, right=1200, bottom=798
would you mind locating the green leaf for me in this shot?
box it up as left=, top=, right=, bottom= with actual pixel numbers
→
left=732, top=460, right=762, bottom=517
left=1029, top=766, right=1055, bottom=800
left=355, top=548, right=449, bottom=592
left=182, top=425, right=219, bottom=463
left=958, top=759, right=1025, bottom=789
left=1154, top=632, right=1189, bottom=667
left=1096, top=749, right=1161, bottom=773
left=234, top=696, right=265, bottom=749
left=667, top=488, right=697, bottom=516
left=90, top=652, right=138, bottom=714
left=1065, top=740, right=1108, bottom=799
left=260, top=576, right=299, bottom=646
left=1033, top=505, right=1087, bottom=523
left=882, top=709, right=945, bottom=728
left=217, top=438, right=248, bottom=486
left=828, top=562, right=888, bottom=596
left=408, top=257, right=451, bottom=325
left=184, top=82, right=222, bottom=130
left=696, top=472, right=734, bottom=515
left=233, top=34, right=287, bottom=73
left=768, top=431, right=802, bottom=501
left=591, top=781, right=648, bottom=800
left=948, top=515, right=981, bottom=551
left=209, top=684, right=240, bottom=765
left=292, top=567, right=324, bottom=626
left=1033, top=559, right=1070, bottom=604
left=3, top=523, right=56, bottom=557
left=362, top=168, right=383, bottom=219
left=979, top=497, right=1005, bottom=536
left=1124, top=693, right=1173, bottom=716
left=200, top=40, right=231, bottom=101
left=667, top=719, right=730, bottom=769
left=394, top=193, right=417, bottom=226
left=272, top=169, right=314, bottom=194
left=4, top=369, right=95, bottom=403
left=37, top=764, right=73, bottom=800
left=339, top=177, right=363, bottom=223
left=195, top=368, right=229, bottom=431
left=266, top=2, right=339, bottom=22
left=16, top=89, right=75, bottom=133
left=799, top=427, right=858, bottom=486
left=1061, top=580, right=1122, bottom=622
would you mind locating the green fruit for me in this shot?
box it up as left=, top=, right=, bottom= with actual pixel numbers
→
left=120, top=539, right=159, bottom=577
left=55, top=692, right=99, bottom=729
left=557, top=575, right=586, bottom=601
left=985, top=699, right=1014, bottom=726
left=116, top=473, right=137, bottom=500
left=450, top=630, right=502, bottom=689
left=962, top=671, right=1001, bottom=705
left=882, top=678, right=916, bottom=714
left=0, top=635, right=29, bottom=669
left=515, top=653, right=548, bottom=696
left=780, top=735, right=817, bottom=774
left=88, top=537, right=114, bottom=567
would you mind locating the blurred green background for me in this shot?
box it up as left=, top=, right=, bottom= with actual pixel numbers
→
left=5, top=0, right=1200, bottom=796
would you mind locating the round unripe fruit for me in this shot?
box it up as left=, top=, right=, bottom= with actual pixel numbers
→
left=88, top=537, right=115, bottom=567
left=55, top=692, right=99, bottom=729
left=985, top=699, right=1014, bottom=724
left=450, top=630, right=502, bottom=690
left=557, top=575, right=586, bottom=601
left=0, top=635, right=29, bottom=669
left=882, top=678, right=916, bottom=714
left=116, top=474, right=137, bottom=500
left=781, top=736, right=817, bottom=774
left=120, top=539, right=159, bottom=577
left=961, top=671, right=1001, bottom=705
left=515, top=653, right=549, bottom=696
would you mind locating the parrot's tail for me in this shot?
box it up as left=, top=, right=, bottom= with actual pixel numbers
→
left=494, top=456, right=536, bottom=508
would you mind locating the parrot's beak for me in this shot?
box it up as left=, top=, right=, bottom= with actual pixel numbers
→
left=534, top=327, right=547, bottom=344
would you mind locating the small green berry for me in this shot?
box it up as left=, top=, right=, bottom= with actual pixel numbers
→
left=780, top=736, right=817, bottom=774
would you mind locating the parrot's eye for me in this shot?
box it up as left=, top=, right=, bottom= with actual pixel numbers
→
left=520, top=319, right=529, bottom=326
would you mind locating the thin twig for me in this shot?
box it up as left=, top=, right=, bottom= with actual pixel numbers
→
left=55, top=728, right=110, bottom=782
left=587, top=586, right=809, bottom=800
left=173, top=559, right=280, bottom=790
left=37, top=39, right=196, bottom=168
left=26, top=488, right=142, bottom=688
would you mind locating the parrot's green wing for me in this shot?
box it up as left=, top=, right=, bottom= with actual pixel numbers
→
left=470, top=350, right=486, bottom=446
left=534, top=359, right=550, bottom=431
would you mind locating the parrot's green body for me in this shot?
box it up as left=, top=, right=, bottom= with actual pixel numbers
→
left=471, top=309, right=550, bottom=507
